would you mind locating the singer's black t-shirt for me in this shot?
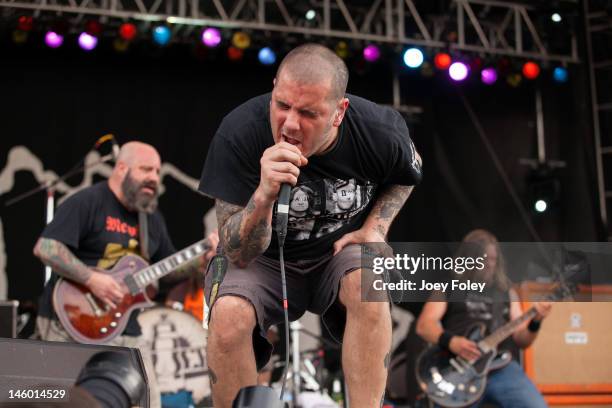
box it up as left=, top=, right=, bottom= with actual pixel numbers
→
left=37, top=181, right=176, bottom=336
left=199, top=93, right=422, bottom=262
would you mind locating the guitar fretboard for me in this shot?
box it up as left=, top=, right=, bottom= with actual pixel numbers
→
left=481, top=307, right=537, bottom=349
left=130, top=239, right=209, bottom=289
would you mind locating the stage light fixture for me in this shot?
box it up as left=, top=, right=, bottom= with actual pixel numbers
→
left=449, top=62, right=469, bottom=81
left=363, top=44, right=380, bottom=62
left=45, top=31, right=64, bottom=48
left=119, top=23, right=137, bottom=41
left=481, top=67, right=497, bottom=85
left=227, top=46, right=244, bottom=61
left=113, top=38, right=129, bottom=52
left=152, top=25, right=171, bottom=46
left=420, top=62, right=435, bottom=77
left=551, top=13, right=562, bottom=23
left=535, top=199, right=548, bottom=213
left=305, top=9, right=316, bottom=20
left=469, top=56, right=483, bottom=72
left=403, top=47, right=424, bottom=68
left=78, top=32, right=98, bottom=51
left=85, top=20, right=103, bottom=36
left=522, top=61, right=540, bottom=79
left=335, top=41, right=349, bottom=59
left=507, top=73, right=522, bottom=87
left=258, top=47, right=276, bottom=65
left=497, top=57, right=511, bottom=75
left=527, top=165, right=560, bottom=214
left=202, top=27, right=222, bottom=47
left=17, top=15, right=33, bottom=31
left=553, top=66, right=568, bottom=82
left=433, top=53, right=451, bottom=70
left=12, top=30, right=28, bottom=44
left=232, top=31, right=251, bottom=49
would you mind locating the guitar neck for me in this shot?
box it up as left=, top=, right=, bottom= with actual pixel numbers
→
left=481, top=307, right=537, bottom=349
left=126, top=239, right=210, bottom=291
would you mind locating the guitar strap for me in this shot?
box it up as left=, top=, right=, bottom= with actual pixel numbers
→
left=138, top=211, right=150, bottom=261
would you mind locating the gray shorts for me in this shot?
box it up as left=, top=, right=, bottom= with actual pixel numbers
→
left=205, top=244, right=362, bottom=370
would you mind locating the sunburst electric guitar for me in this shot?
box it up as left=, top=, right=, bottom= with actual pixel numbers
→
left=53, top=239, right=210, bottom=344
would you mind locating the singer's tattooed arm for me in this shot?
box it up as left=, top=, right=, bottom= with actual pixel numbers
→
left=363, top=184, right=414, bottom=238
left=216, top=193, right=274, bottom=268
left=363, top=151, right=421, bottom=238
left=33, top=238, right=93, bottom=284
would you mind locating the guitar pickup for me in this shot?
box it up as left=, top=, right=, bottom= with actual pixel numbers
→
left=123, top=275, right=140, bottom=295
left=449, top=358, right=465, bottom=374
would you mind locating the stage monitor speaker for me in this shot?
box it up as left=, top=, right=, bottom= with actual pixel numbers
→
left=0, top=301, right=18, bottom=338
left=523, top=300, right=612, bottom=395
left=0, top=337, right=149, bottom=407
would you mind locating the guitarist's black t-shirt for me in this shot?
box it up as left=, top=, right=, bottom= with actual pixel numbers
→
left=37, top=181, right=176, bottom=336
left=442, top=288, right=519, bottom=359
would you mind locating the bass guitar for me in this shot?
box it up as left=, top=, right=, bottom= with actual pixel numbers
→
left=415, top=284, right=574, bottom=407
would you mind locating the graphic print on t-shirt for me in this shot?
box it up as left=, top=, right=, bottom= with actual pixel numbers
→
left=97, top=238, right=140, bottom=269
left=105, top=215, right=139, bottom=237
left=286, top=178, right=375, bottom=241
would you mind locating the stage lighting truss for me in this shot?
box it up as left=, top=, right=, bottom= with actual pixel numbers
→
left=0, top=0, right=579, bottom=63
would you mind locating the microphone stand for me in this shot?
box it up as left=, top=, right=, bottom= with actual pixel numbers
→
left=5, top=153, right=114, bottom=284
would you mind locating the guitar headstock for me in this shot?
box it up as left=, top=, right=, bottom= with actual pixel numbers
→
left=547, top=281, right=578, bottom=302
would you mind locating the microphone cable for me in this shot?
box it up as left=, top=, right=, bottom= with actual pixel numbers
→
left=278, top=245, right=290, bottom=401
left=275, top=184, right=291, bottom=402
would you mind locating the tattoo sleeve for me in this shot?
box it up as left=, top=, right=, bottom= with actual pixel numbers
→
left=364, top=184, right=414, bottom=237
left=216, top=194, right=274, bottom=268
left=33, top=238, right=92, bottom=284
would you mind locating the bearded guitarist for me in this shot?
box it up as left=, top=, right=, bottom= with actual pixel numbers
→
left=416, top=229, right=551, bottom=408
left=33, top=141, right=217, bottom=408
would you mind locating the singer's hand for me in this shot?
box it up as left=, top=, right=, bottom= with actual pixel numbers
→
left=203, top=229, right=219, bottom=264
left=333, top=227, right=386, bottom=256
left=258, top=142, right=308, bottom=202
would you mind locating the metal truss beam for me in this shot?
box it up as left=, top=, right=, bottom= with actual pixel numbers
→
left=0, top=0, right=579, bottom=63
left=584, top=0, right=612, bottom=239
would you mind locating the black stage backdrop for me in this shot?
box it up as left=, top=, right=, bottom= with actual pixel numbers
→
left=0, top=38, right=600, bottom=310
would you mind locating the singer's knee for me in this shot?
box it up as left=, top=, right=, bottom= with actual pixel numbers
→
left=340, top=269, right=388, bottom=320
left=209, top=296, right=257, bottom=350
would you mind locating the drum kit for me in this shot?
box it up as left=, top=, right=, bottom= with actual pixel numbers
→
left=138, top=306, right=344, bottom=408
left=138, top=306, right=211, bottom=406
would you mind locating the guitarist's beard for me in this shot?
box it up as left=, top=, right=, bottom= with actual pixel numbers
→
left=121, top=170, right=159, bottom=214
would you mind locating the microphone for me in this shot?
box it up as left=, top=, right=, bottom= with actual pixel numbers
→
left=275, top=183, right=292, bottom=248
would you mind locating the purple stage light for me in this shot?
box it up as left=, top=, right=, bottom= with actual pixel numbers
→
left=481, top=67, right=497, bottom=85
left=78, top=32, right=98, bottom=51
left=202, top=27, right=222, bottom=48
left=449, top=62, right=469, bottom=81
left=45, top=31, right=63, bottom=48
left=363, top=44, right=380, bottom=62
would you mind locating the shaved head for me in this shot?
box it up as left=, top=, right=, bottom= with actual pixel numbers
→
left=116, top=141, right=160, bottom=167
left=276, top=43, right=349, bottom=101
